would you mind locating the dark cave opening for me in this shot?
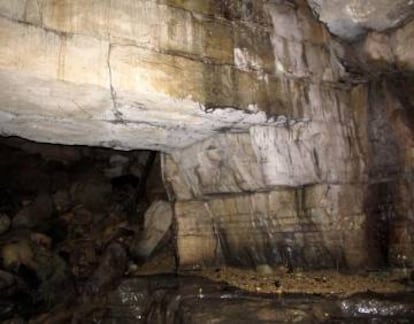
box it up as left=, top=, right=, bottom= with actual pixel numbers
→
left=0, top=136, right=176, bottom=320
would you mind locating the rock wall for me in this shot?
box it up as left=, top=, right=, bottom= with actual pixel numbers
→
left=163, top=1, right=414, bottom=270
left=365, top=78, right=414, bottom=268
left=0, top=0, right=413, bottom=271
left=173, top=185, right=368, bottom=269
left=0, top=0, right=290, bottom=151
left=308, top=0, right=414, bottom=40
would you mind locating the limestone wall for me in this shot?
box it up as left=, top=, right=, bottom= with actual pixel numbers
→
left=175, top=185, right=369, bottom=269
left=0, top=0, right=413, bottom=271
left=162, top=1, right=414, bottom=271
left=0, top=0, right=289, bottom=151
left=162, top=1, right=373, bottom=270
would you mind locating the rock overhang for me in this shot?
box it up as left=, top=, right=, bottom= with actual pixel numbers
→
left=0, top=0, right=289, bottom=152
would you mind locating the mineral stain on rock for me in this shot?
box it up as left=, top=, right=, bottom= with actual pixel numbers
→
left=0, top=0, right=414, bottom=322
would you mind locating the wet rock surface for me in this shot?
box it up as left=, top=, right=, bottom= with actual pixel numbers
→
left=0, top=0, right=413, bottom=321
left=59, top=275, right=414, bottom=323
left=160, top=0, right=414, bottom=272
left=0, top=138, right=413, bottom=322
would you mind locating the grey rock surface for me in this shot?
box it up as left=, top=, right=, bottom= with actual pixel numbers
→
left=130, top=200, right=173, bottom=259
left=308, top=0, right=414, bottom=39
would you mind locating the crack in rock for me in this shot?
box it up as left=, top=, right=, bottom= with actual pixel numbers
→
left=107, top=43, right=124, bottom=122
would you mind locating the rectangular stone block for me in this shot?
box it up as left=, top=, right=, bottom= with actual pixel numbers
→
left=164, top=123, right=365, bottom=200
left=42, top=0, right=161, bottom=48
left=164, top=133, right=265, bottom=200
left=175, top=189, right=372, bottom=270
left=40, top=0, right=237, bottom=64
left=250, top=121, right=365, bottom=186
left=162, top=0, right=215, bottom=16
left=205, top=20, right=234, bottom=64
left=234, top=25, right=275, bottom=74
left=0, top=17, right=109, bottom=88
left=0, top=17, right=60, bottom=79
left=175, top=200, right=218, bottom=268
left=110, top=44, right=206, bottom=104
left=304, top=184, right=365, bottom=215
left=0, top=0, right=26, bottom=20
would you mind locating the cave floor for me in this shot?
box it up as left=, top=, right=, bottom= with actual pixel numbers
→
left=131, top=247, right=414, bottom=297
left=189, top=267, right=413, bottom=297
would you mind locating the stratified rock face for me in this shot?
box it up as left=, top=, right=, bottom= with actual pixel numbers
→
left=175, top=186, right=368, bottom=269
left=161, top=0, right=366, bottom=270
left=163, top=118, right=364, bottom=197
left=0, top=0, right=288, bottom=151
left=0, top=0, right=413, bottom=271
left=163, top=1, right=414, bottom=270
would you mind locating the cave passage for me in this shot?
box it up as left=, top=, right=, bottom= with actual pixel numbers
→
left=0, top=136, right=413, bottom=322
left=0, top=136, right=175, bottom=320
left=1, top=0, right=414, bottom=321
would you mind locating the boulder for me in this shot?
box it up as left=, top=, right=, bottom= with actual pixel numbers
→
left=130, top=201, right=173, bottom=260
left=12, top=193, right=54, bottom=229
left=0, top=213, right=11, bottom=235
left=70, top=180, right=112, bottom=212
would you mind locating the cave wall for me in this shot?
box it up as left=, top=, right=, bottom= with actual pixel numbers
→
left=162, top=1, right=414, bottom=270
left=0, top=0, right=413, bottom=271
left=365, top=77, right=414, bottom=268
left=162, top=1, right=371, bottom=269
left=0, top=0, right=290, bottom=151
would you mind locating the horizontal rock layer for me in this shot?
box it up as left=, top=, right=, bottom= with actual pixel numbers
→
left=0, top=1, right=413, bottom=149
left=176, top=185, right=370, bottom=270
left=0, top=0, right=292, bottom=151
left=0, top=0, right=413, bottom=271
left=161, top=1, right=414, bottom=270
left=163, top=118, right=365, bottom=199
left=166, top=76, right=414, bottom=270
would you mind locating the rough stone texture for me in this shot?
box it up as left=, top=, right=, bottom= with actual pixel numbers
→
left=89, top=276, right=414, bottom=323
left=130, top=200, right=173, bottom=259
left=12, top=193, right=54, bottom=229
left=5, top=0, right=411, bottom=150
left=164, top=117, right=364, bottom=200
left=0, top=0, right=288, bottom=151
left=161, top=1, right=371, bottom=270
left=364, top=78, right=414, bottom=268
left=0, top=0, right=414, bottom=271
left=308, top=0, right=414, bottom=40
left=162, top=0, right=414, bottom=270
left=333, top=19, right=414, bottom=75
left=176, top=185, right=368, bottom=270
